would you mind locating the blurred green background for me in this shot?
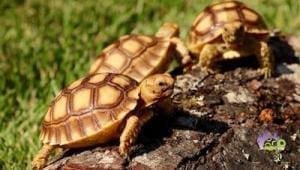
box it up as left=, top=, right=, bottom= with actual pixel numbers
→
left=0, top=0, right=299, bottom=169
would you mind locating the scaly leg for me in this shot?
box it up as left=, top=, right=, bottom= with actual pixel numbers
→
left=32, top=144, right=55, bottom=170
left=256, top=41, right=274, bottom=78
left=119, top=111, right=153, bottom=157
left=197, top=44, right=220, bottom=72
left=170, top=37, right=192, bottom=66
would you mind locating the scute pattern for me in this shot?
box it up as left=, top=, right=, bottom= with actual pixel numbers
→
left=41, top=73, right=139, bottom=146
left=189, top=1, right=268, bottom=46
left=89, top=35, right=171, bottom=82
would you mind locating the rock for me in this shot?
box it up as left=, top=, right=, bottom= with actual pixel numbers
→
left=129, top=130, right=216, bottom=169
left=45, top=147, right=125, bottom=170
left=223, top=87, right=255, bottom=104
left=278, top=64, right=300, bottom=84
left=44, top=35, right=300, bottom=170
left=287, top=35, right=300, bottom=56
left=248, top=79, right=262, bottom=91
left=171, top=72, right=211, bottom=118
left=259, top=108, right=274, bottom=123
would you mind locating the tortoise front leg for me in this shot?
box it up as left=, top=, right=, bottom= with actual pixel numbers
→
left=32, top=144, right=55, bottom=169
left=255, top=41, right=274, bottom=78
left=170, top=37, right=192, bottom=66
left=197, top=44, right=220, bottom=72
left=119, top=110, right=153, bottom=157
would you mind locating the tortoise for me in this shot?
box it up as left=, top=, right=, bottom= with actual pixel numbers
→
left=187, top=0, right=274, bottom=78
left=89, top=22, right=191, bottom=82
left=32, top=73, right=174, bottom=169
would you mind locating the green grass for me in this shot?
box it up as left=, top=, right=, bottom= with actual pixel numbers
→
left=0, top=0, right=299, bottom=169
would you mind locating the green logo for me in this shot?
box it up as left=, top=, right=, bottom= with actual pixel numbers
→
left=257, top=130, right=287, bottom=163
left=262, top=138, right=286, bottom=152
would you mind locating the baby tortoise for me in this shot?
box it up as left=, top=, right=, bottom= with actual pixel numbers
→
left=187, top=0, right=274, bottom=78
left=89, top=22, right=191, bottom=82
left=32, top=73, right=174, bottom=169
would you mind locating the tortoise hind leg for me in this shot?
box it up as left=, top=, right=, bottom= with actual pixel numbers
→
left=196, top=44, right=221, bottom=72
left=119, top=110, right=153, bottom=157
left=32, top=144, right=55, bottom=169
left=255, top=41, right=274, bottom=78
left=170, top=37, right=192, bottom=66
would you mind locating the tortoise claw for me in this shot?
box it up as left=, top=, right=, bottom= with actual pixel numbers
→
left=260, top=68, right=272, bottom=78
left=119, top=146, right=131, bottom=162
left=200, top=66, right=216, bottom=74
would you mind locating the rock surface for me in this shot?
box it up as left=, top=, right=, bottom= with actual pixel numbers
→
left=44, top=36, right=300, bottom=170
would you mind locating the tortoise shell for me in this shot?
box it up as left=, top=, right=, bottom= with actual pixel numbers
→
left=41, top=73, right=140, bottom=148
left=188, top=1, right=268, bottom=50
left=89, top=35, right=173, bottom=83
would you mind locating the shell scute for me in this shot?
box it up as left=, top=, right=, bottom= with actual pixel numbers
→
left=71, top=88, right=92, bottom=113
left=88, top=73, right=108, bottom=84
left=41, top=73, right=139, bottom=146
left=136, top=35, right=154, bottom=44
left=89, top=35, right=170, bottom=82
left=188, top=1, right=268, bottom=48
left=96, top=85, right=123, bottom=107
left=106, top=49, right=130, bottom=71
left=52, top=95, right=68, bottom=121
left=120, top=38, right=145, bottom=55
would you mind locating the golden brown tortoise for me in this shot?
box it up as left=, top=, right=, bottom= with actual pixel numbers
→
left=89, top=22, right=191, bottom=82
left=187, top=0, right=274, bottom=78
left=32, top=73, right=174, bottom=169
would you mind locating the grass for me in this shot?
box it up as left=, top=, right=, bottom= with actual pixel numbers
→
left=0, top=0, right=299, bottom=169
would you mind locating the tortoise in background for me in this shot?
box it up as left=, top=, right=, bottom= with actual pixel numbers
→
left=187, top=0, right=274, bottom=78
left=32, top=73, right=174, bottom=169
left=89, top=22, right=191, bottom=82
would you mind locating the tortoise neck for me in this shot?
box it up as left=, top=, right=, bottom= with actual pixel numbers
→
left=136, top=95, right=153, bottom=109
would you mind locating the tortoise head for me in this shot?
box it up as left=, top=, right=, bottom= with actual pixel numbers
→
left=140, top=74, right=174, bottom=106
left=222, top=23, right=245, bottom=45
left=155, top=22, right=179, bottom=38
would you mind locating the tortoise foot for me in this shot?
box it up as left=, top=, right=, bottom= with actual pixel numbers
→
left=260, top=67, right=272, bottom=78
left=32, top=157, right=46, bottom=170
left=198, top=66, right=216, bottom=74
